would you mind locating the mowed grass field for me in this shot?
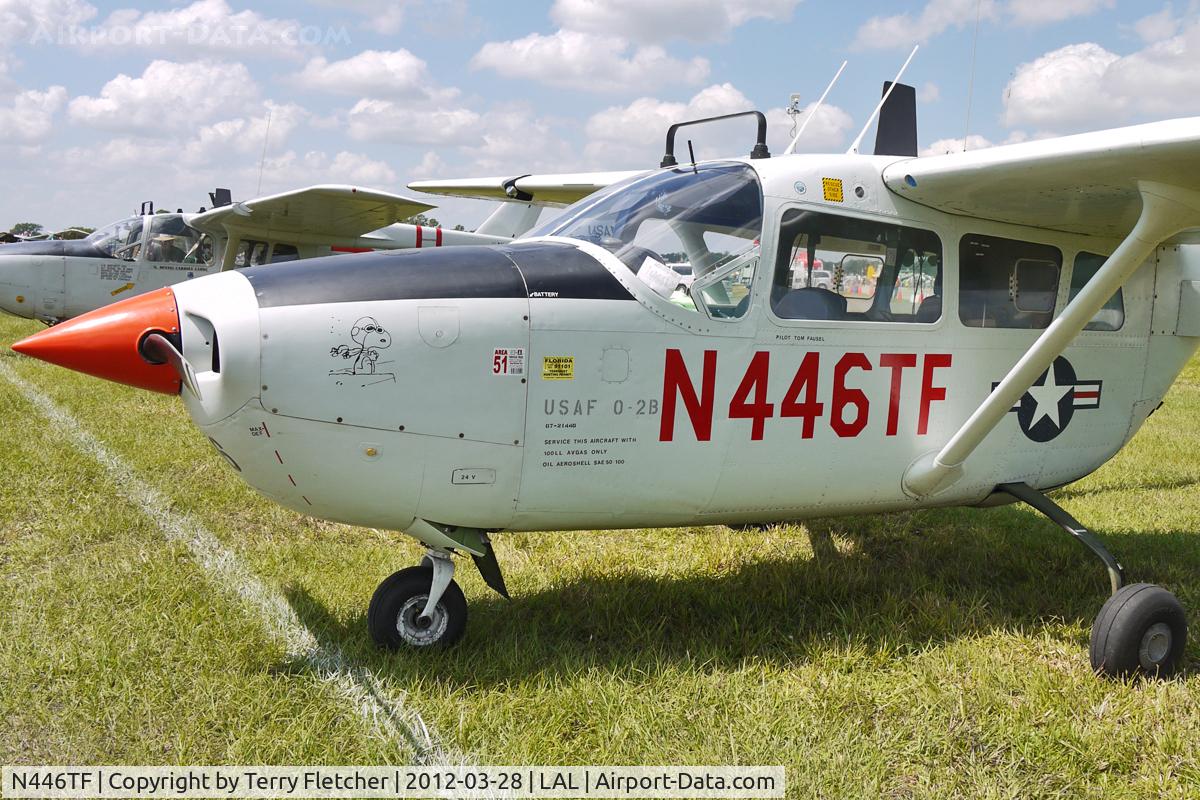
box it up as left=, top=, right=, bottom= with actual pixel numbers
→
left=3, top=310, right=1200, bottom=799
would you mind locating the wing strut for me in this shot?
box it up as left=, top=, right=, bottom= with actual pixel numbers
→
left=903, top=181, right=1200, bottom=498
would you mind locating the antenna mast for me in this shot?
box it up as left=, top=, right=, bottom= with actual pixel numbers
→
left=784, top=60, right=848, bottom=155
left=256, top=109, right=273, bottom=196
left=847, top=45, right=919, bottom=155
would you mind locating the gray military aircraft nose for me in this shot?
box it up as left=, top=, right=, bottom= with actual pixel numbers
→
left=0, top=254, right=37, bottom=318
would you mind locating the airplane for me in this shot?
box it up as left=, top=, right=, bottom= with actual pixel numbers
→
left=13, top=84, right=1200, bottom=679
left=0, top=185, right=541, bottom=324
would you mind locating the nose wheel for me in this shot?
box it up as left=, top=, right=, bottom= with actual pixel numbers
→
left=368, top=553, right=467, bottom=649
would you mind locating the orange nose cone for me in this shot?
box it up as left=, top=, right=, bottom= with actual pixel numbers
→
left=11, top=287, right=182, bottom=394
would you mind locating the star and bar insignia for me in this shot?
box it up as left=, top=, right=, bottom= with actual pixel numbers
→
left=993, top=356, right=1102, bottom=442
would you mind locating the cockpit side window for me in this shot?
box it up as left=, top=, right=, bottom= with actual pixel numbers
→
left=536, top=163, right=763, bottom=320
left=145, top=215, right=206, bottom=264
left=771, top=208, right=942, bottom=323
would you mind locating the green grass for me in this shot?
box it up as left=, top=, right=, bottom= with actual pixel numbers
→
left=3, top=310, right=1200, bottom=797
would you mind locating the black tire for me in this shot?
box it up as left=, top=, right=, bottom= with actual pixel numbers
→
left=1090, top=583, right=1187, bottom=678
left=367, top=566, right=467, bottom=649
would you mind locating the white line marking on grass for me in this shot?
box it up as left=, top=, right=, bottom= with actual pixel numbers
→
left=0, top=360, right=462, bottom=765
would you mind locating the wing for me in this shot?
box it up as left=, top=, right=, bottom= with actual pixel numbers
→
left=190, top=185, right=435, bottom=242
left=407, top=170, right=645, bottom=207
left=883, top=117, right=1200, bottom=237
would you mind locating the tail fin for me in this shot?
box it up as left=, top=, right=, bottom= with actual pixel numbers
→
left=476, top=203, right=542, bottom=238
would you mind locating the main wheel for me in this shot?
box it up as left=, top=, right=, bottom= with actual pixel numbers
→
left=1090, top=583, right=1187, bottom=678
left=368, top=566, right=467, bottom=649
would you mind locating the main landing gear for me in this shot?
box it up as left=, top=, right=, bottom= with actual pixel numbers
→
left=1002, top=482, right=1189, bottom=678
left=368, top=538, right=509, bottom=649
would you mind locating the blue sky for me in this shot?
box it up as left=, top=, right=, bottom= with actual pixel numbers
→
left=0, top=0, right=1195, bottom=230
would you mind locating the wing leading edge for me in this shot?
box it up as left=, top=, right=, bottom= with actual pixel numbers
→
left=883, top=117, right=1200, bottom=238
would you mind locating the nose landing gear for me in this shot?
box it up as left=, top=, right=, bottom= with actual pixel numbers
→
left=368, top=552, right=467, bottom=648
left=1002, top=482, right=1189, bottom=678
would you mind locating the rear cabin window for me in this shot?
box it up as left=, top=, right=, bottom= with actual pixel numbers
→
left=771, top=209, right=942, bottom=323
left=1071, top=251, right=1125, bottom=331
left=271, top=243, right=300, bottom=263
left=959, top=234, right=1062, bottom=329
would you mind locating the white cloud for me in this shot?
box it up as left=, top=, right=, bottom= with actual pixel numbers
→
left=1133, top=4, right=1182, bottom=43
left=259, top=150, right=398, bottom=187
left=294, top=50, right=457, bottom=101
left=920, top=130, right=1032, bottom=156
left=584, top=83, right=852, bottom=167
left=1002, top=24, right=1200, bottom=132
left=409, top=150, right=447, bottom=181
left=346, top=99, right=480, bottom=145
left=853, top=0, right=1111, bottom=50
left=67, top=60, right=258, bottom=135
left=0, top=85, right=66, bottom=142
left=66, top=0, right=325, bottom=60
left=471, top=29, right=709, bottom=92
left=550, top=0, right=800, bottom=42
left=1006, top=0, right=1112, bottom=25
left=308, top=0, right=408, bottom=35
left=917, top=82, right=940, bottom=104
left=853, top=0, right=998, bottom=50
left=1002, top=43, right=1117, bottom=129
left=1, top=0, right=96, bottom=44
left=182, top=101, right=307, bottom=164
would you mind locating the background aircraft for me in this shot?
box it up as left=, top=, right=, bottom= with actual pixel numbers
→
left=12, top=93, right=1200, bottom=680
left=0, top=185, right=541, bottom=324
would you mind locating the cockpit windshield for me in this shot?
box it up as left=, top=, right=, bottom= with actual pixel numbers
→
left=88, top=214, right=210, bottom=264
left=88, top=217, right=144, bottom=260
left=533, top=162, right=763, bottom=319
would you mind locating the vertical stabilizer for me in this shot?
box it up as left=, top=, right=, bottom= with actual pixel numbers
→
left=476, top=203, right=542, bottom=238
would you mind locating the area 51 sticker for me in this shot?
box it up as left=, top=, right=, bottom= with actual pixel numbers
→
left=492, top=347, right=525, bottom=376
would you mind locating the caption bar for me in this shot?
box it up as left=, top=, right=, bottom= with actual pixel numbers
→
left=3, top=766, right=785, bottom=799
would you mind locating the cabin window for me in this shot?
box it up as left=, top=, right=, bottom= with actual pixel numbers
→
left=770, top=208, right=942, bottom=323
left=959, top=234, right=1062, bottom=329
left=533, top=162, right=763, bottom=320
left=1071, top=252, right=1125, bottom=331
left=234, top=240, right=271, bottom=267
left=271, top=243, right=300, bottom=263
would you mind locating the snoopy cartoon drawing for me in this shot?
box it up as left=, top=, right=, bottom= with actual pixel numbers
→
left=330, top=316, right=395, bottom=384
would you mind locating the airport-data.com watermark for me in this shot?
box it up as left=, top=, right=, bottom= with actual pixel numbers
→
left=25, top=22, right=350, bottom=49
left=6, top=766, right=786, bottom=799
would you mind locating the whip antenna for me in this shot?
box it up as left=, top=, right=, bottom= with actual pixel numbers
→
left=848, top=45, right=918, bottom=155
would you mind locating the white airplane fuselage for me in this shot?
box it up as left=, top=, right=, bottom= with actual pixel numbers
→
left=150, top=153, right=1200, bottom=542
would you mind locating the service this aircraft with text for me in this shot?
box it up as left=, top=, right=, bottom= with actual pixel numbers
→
left=0, top=185, right=540, bottom=323
left=14, top=83, right=1200, bottom=678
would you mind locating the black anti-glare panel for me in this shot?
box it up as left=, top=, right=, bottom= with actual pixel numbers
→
left=245, top=246, right=525, bottom=308
left=0, top=239, right=112, bottom=258
left=244, top=241, right=634, bottom=308
left=505, top=242, right=634, bottom=301
left=874, top=81, right=918, bottom=158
